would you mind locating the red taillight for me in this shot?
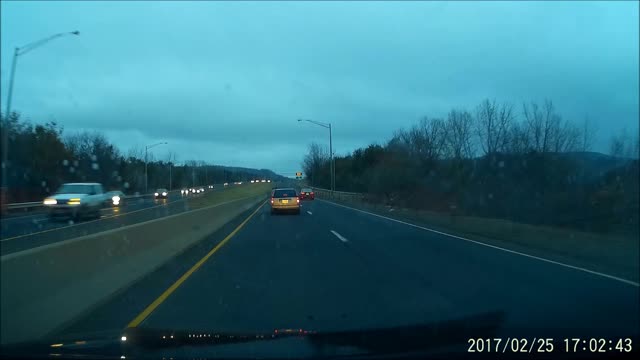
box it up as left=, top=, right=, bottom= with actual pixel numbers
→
left=310, top=192, right=314, bottom=195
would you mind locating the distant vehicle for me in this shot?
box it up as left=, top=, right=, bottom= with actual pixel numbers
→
left=270, top=188, right=300, bottom=215
left=154, top=188, right=168, bottom=199
left=250, top=180, right=255, bottom=183
left=261, top=179, right=267, bottom=183
left=43, top=182, right=108, bottom=220
left=224, top=183, right=229, bottom=186
left=105, top=190, right=125, bottom=206
left=267, top=180, right=271, bottom=183
left=208, top=185, right=214, bottom=189
left=299, top=188, right=314, bottom=200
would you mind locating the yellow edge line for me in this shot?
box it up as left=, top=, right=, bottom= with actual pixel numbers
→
left=126, top=199, right=267, bottom=328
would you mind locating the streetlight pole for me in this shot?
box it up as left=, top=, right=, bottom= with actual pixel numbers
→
left=298, top=119, right=334, bottom=193
left=145, top=142, right=168, bottom=194
left=1, top=31, right=80, bottom=206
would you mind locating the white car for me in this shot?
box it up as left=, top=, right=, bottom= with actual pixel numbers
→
left=43, top=183, right=108, bottom=220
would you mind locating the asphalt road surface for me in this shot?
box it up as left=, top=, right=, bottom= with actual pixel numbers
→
left=57, top=198, right=639, bottom=355
left=0, top=186, right=225, bottom=256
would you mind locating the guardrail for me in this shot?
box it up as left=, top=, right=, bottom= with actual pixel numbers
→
left=309, top=186, right=366, bottom=202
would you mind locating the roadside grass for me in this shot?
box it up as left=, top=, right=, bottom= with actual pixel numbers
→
left=186, top=184, right=271, bottom=210
left=321, top=194, right=639, bottom=282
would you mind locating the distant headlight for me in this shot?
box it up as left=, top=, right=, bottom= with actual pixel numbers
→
left=112, top=195, right=121, bottom=202
left=162, top=192, right=167, bottom=196
left=43, top=198, right=57, bottom=205
left=154, top=193, right=159, bottom=196
left=68, top=198, right=81, bottom=205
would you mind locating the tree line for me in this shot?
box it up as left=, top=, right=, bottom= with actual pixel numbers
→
left=303, top=99, right=639, bottom=235
left=0, top=112, right=276, bottom=203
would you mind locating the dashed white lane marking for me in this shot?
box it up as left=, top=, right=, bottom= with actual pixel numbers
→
left=330, top=230, right=348, bottom=243
left=320, top=199, right=639, bottom=287
left=307, top=211, right=313, bottom=215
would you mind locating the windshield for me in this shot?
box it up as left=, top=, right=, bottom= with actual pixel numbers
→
left=1, top=1, right=638, bottom=358
left=273, top=189, right=296, bottom=198
left=55, top=184, right=93, bottom=194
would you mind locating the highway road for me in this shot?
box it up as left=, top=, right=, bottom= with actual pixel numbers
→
left=55, top=197, right=639, bottom=356
left=0, top=186, right=224, bottom=256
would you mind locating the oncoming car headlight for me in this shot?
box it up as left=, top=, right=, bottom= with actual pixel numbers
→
left=162, top=192, right=167, bottom=196
left=43, top=198, right=57, bottom=205
left=154, top=193, right=159, bottom=196
left=112, top=196, right=121, bottom=205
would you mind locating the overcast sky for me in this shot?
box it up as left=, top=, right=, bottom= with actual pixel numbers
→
left=1, top=1, right=638, bottom=175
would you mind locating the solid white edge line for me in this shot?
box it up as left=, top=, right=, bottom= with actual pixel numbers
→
left=330, top=230, right=348, bottom=243
left=319, top=199, right=639, bottom=287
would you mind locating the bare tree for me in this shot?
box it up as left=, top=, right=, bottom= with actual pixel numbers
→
left=579, top=115, right=596, bottom=152
left=607, top=129, right=640, bottom=159
left=550, top=114, right=581, bottom=153
left=444, top=109, right=474, bottom=159
left=392, top=117, right=447, bottom=162
left=302, top=142, right=329, bottom=186
left=476, top=99, right=514, bottom=155
left=522, top=99, right=579, bottom=153
left=505, top=120, right=530, bottom=154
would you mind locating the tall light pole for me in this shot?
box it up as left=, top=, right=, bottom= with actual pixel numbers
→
left=145, top=142, right=167, bottom=193
left=298, top=119, right=334, bottom=193
left=1, top=30, right=80, bottom=205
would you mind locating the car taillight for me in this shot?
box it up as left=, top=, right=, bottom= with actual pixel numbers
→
left=310, top=192, right=314, bottom=195
left=270, top=197, right=274, bottom=204
left=296, top=198, right=300, bottom=204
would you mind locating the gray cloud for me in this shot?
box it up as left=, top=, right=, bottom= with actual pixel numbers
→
left=2, top=1, right=638, bottom=174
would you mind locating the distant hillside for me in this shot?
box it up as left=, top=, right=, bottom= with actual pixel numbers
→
left=558, top=151, right=636, bottom=184
left=203, top=165, right=287, bottom=182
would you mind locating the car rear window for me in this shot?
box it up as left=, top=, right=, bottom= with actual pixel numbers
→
left=273, top=189, right=296, bottom=198
left=301, top=188, right=312, bottom=193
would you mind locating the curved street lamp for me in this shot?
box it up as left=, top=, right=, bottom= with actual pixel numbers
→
left=1, top=31, right=80, bottom=204
left=298, top=119, right=334, bottom=193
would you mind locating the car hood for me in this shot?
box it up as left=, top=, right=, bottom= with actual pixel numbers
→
left=0, top=311, right=506, bottom=359
left=49, top=193, right=89, bottom=200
